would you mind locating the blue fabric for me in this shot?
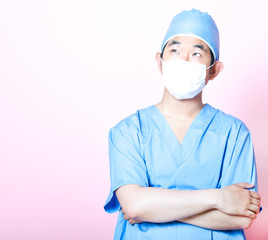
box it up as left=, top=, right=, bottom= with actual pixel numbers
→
left=161, top=9, right=220, bottom=61
left=104, top=104, right=258, bottom=240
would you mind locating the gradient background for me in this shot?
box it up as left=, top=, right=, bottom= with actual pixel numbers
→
left=0, top=1, right=267, bottom=239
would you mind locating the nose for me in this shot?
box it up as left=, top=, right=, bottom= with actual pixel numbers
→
left=179, top=52, right=190, bottom=62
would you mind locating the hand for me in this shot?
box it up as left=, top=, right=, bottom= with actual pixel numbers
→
left=121, top=209, right=143, bottom=225
left=218, top=183, right=261, bottom=219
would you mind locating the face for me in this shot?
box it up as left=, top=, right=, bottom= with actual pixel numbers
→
left=157, top=35, right=221, bottom=84
left=162, top=35, right=212, bottom=67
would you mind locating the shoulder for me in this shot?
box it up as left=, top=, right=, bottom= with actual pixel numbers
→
left=111, top=105, right=154, bottom=131
left=109, top=105, right=154, bottom=143
left=208, top=104, right=250, bottom=137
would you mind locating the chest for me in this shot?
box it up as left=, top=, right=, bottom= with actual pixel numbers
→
left=164, top=116, right=194, bottom=145
left=142, top=126, right=229, bottom=190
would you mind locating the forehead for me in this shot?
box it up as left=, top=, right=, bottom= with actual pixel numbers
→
left=166, top=35, right=210, bottom=51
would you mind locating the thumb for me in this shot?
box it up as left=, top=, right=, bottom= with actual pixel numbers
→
left=235, top=182, right=254, bottom=189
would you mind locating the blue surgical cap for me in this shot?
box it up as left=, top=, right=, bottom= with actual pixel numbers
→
left=161, top=9, right=220, bottom=61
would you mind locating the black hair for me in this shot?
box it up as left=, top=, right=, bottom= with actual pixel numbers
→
left=209, top=49, right=215, bottom=66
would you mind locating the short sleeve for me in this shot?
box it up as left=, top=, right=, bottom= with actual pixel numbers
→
left=104, top=123, right=149, bottom=214
left=219, top=124, right=258, bottom=192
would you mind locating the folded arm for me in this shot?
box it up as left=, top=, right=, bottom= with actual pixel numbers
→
left=179, top=209, right=254, bottom=230
left=116, top=183, right=261, bottom=229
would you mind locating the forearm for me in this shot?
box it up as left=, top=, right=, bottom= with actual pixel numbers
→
left=179, top=209, right=253, bottom=230
left=116, top=184, right=219, bottom=223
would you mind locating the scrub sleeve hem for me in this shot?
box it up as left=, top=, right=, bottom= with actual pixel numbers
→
left=104, top=181, right=148, bottom=214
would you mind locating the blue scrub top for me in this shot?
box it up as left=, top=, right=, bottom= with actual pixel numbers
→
left=104, top=104, right=258, bottom=240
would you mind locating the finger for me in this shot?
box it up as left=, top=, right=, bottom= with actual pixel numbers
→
left=121, top=209, right=125, bottom=214
left=129, top=218, right=142, bottom=225
left=248, top=204, right=259, bottom=214
left=250, top=198, right=262, bottom=214
left=249, top=191, right=260, bottom=200
left=250, top=198, right=260, bottom=207
left=123, top=214, right=130, bottom=221
left=235, top=182, right=254, bottom=189
left=245, top=210, right=256, bottom=219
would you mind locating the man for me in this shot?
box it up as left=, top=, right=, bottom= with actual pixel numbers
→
left=104, top=9, right=261, bottom=239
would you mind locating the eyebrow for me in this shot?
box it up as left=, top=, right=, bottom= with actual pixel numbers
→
left=167, top=41, right=207, bottom=52
left=193, top=44, right=207, bottom=52
left=167, top=40, right=181, bottom=47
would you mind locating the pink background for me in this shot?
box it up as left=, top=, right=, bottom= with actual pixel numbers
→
left=0, top=1, right=267, bottom=239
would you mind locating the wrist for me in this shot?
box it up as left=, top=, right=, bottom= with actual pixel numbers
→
left=209, top=188, right=221, bottom=210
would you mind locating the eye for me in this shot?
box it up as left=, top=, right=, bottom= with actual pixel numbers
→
left=193, top=52, right=201, bottom=57
left=170, top=48, right=180, bottom=54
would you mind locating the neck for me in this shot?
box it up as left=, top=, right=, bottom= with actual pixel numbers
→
left=156, top=88, right=205, bottom=119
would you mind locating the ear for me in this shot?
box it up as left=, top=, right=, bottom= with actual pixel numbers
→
left=155, top=52, right=162, bottom=72
left=208, top=61, right=224, bottom=80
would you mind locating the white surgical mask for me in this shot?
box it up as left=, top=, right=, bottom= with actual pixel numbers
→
left=161, top=58, right=212, bottom=99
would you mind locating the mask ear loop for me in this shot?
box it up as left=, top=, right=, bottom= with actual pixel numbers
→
left=206, top=61, right=216, bottom=70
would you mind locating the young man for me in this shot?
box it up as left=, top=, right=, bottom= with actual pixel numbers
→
left=104, top=9, right=261, bottom=240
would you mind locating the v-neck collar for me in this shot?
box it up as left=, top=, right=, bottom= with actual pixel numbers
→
left=150, top=104, right=217, bottom=159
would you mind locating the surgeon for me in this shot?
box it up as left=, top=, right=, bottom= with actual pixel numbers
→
left=104, top=9, right=261, bottom=240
